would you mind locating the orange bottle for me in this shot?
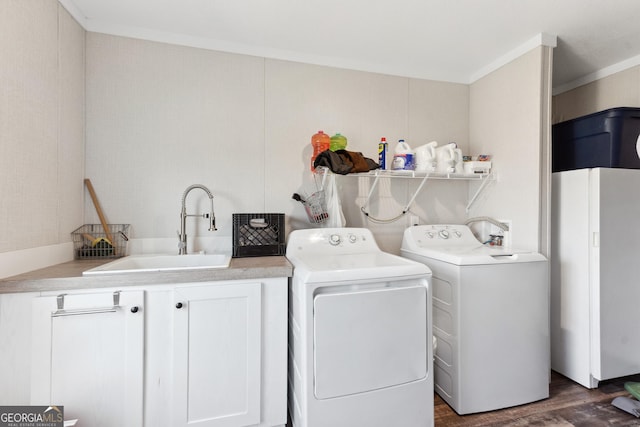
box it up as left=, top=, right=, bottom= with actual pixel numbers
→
left=310, top=130, right=330, bottom=171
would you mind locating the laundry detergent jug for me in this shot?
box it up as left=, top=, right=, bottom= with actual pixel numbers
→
left=415, top=141, right=438, bottom=172
left=392, top=139, right=415, bottom=170
left=453, top=147, right=464, bottom=173
left=435, top=142, right=457, bottom=173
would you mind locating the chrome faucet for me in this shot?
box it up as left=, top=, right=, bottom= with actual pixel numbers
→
left=178, top=184, right=217, bottom=255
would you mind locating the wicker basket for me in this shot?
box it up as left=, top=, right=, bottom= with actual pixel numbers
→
left=72, top=224, right=130, bottom=260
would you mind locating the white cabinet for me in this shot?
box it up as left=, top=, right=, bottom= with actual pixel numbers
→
left=172, top=282, right=262, bottom=427
left=30, top=289, right=144, bottom=426
left=20, top=275, right=287, bottom=427
left=0, top=292, right=37, bottom=404
left=145, top=278, right=288, bottom=427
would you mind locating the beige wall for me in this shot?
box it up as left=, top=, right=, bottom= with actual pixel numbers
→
left=0, top=1, right=551, bottom=276
left=85, top=34, right=548, bottom=254
left=85, top=34, right=266, bottom=243
left=469, top=46, right=553, bottom=252
left=85, top=33, right=473, bottom=254
left=0, top=1, right=84, bottom=276
left=553, top=65, right=640, bottom=122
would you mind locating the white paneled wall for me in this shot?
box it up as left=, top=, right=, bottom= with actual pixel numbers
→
left=85, top=34, right=265, bottom=245
left=469, top=46, right=551, bottom=252
left=86, top=37, right=473, bottom=254
left=1, top=1, right=550, bottom=276
left=0, top=1, right=84, bottom=277
left=408, top=78, right=469, bottom=146
left=1, top=1, right=59, bottom=251
left=58, top=5, right=86, bottom=244
left=553, top=65, right=640, bottom=123
left=264, top=59, right=413, bottom=242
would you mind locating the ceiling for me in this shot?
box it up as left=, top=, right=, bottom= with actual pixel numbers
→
left=61, top=0, right=640, bottom=94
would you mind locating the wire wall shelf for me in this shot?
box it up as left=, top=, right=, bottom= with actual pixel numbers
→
left=334, top=169, right=496, bottom=213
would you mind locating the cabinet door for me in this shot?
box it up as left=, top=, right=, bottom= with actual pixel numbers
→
left=31, top=290, right=144, bottom=426
left=173, top=282, right=261, bottom=427
left=0, top=292, right=37, bottom=404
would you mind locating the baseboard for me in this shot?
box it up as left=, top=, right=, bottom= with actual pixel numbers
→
left=0, top=243, right=74, bottom=279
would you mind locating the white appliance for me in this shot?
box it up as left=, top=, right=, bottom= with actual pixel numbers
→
left=401, top=224, right=549, bottom=415
left=551, top=168, right=640, bottom=388
left=286, top=227, right=433, bottom=427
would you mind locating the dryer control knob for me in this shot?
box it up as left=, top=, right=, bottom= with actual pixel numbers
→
left=454, top=230, right=462, bottom=238
left=329, top=234, right=341, bottom=246
left=348, top=234, right=357, bottom=243
left=438, top=229, right=450, bottom=239
left=426, top=232, right=435, bottom=238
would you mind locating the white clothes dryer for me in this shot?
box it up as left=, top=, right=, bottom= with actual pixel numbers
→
left=401, top=224, right=549, bottom=415
left=286, top=228, right=433, bottom=427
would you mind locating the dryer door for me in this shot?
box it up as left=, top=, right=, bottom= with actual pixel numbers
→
left=313, top=283, right=427, bottom=399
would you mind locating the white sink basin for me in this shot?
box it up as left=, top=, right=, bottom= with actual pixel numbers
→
left=83, top=254, right=231, bottom=276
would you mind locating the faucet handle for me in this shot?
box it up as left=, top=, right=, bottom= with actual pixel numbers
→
left=204, top=213, right=217, bottom=231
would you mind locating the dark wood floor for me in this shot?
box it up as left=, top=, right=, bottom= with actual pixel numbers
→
left=435, top=371, right=640, bottom=426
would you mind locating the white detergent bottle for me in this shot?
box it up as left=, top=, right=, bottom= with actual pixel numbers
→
left=415, top=141, right=438, bottom=172
left=435, top=142, right=457, bottom=173
left=453, top=147, right=464, bottom=173
left=392, top=139, right=415, bottom=170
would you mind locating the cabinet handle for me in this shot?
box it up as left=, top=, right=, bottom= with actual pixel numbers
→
left=130, top=306, right=139, bottom=313
left=52, top=291, right=120, bottom=317
left=176, top=302, right=183, bottom=309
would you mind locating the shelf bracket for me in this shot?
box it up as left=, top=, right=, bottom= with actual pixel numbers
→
left=465, top=173, right=495, bottom=212
left=361, top=170, right=383, bottom=213
left=402, top=172, right=431, bottom=213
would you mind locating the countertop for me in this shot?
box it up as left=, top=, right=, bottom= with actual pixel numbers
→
left=0, top=256, right=293, bottom=294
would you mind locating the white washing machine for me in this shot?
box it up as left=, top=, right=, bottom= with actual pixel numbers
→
left=401, top=224, right=549, bottom=415
left=286, top=227, right=433, bottom=427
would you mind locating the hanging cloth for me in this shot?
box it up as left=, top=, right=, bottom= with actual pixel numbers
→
left=323, top=171, right=346, bottom=227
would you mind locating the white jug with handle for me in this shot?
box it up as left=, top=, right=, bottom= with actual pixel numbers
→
left=415, top=141, right=438, bottom=172
left=435, top=142, right=457, bottom=173
left=392, top=139, right=415, bottom=170
left=453, top=147, right=464, bottom=173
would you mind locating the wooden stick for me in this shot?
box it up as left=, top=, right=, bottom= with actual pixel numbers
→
left=84, top=179, right=116, bottom=255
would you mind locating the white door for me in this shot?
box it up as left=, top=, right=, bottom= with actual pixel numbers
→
left=173, top=282, right=262, bottom=427
left=592, top=168, right=640, bottom=380
left=313, top=284, right=427, bottom=399
left=551, top=169, right=593, bottom=387
left=31, top=290, right=144, bottom=426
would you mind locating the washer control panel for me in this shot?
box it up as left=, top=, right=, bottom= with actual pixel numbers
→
left=403, top=224, right=481, bottom=249
left=427, top=228, right=463, bottom=240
